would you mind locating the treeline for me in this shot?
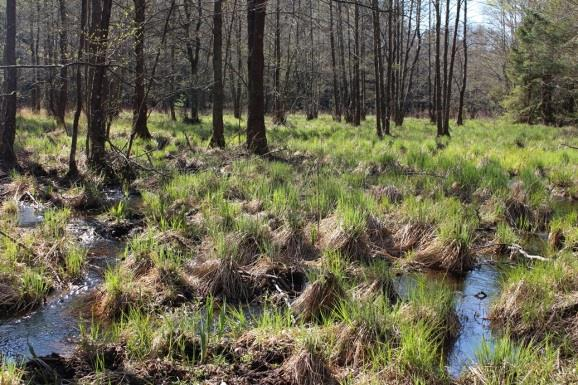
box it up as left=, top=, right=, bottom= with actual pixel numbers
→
left=0, top=0, right=575, bottom=173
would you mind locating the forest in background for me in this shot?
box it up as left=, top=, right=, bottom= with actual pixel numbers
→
left=0, top=0, right=575, bottom=173
left=0, top=1, right=576, bottom=384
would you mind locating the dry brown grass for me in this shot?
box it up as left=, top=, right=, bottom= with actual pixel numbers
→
left=191, top=258, right=253, bottom=302
left=291, top=273, right=345, bottom=322
left=412, top=238, right=475, bottom=274
left=273, top=226, right=318, bottom=261
left=283, top=347, right=335, bottom=385
left=317, top=216, right=371, bottom=261
left=393, top=223, right=435, bottom=255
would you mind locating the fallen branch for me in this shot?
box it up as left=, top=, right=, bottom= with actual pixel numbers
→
left=508, top=243, right=549, bottom=262
left=562, top=144, right=578, bottom=150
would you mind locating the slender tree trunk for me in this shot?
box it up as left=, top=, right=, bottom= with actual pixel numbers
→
left=456, top=0, right=467, bottom=126
left=210, top=0, right=225, bottom=148
left=0, top=0, right=18, bottom=169
left=441, top=0, right=451, bottom=136
left=54, top=0, right=68, bottom=131
left=272, top=0, right=286, bottom=125
left=68, top=0, right=88, bottom=177
left=329, top=1, right=342, bottom=121
left=232, top=12, right=243, bottom=119
left=183, top=0, right=202, bottom=123
left=246, top=0, right=268, bottom=155
left=352, top=1, right=361, bottom=126
left=443, top=0, right=461, bottom=134
left=337, top=2, right=350, bottom=122
left=169, top=44, right=177, bottom=121
left=87, top=0, right=113, bottom=169
left=132, top=0, right=151, bottom=139
left=385, top=0, right=393, bottom=134
left=372, top=0, right=383, bottom=137
left=434, top=0, right=443, bottom=136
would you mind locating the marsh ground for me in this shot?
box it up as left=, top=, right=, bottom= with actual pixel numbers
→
left=1, top=111, right=577, bottom=385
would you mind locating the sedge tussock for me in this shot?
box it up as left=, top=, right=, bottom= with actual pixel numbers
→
left=283, top=347, right=335, bottom=385
left=191, top=258, right=253, bottom=302
left=291, top=273, right=345, bottom=322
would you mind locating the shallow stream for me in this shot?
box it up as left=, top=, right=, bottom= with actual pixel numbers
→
left=4, top=201, right=502, bottom=377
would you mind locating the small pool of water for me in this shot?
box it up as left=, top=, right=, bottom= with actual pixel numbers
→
left=446, top=264, right=500, bottom=378
left=17, top=203, right=44, bottom=228
left=395, top=263, right=501, bottom=378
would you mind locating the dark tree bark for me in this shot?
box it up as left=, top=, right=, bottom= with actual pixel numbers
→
left=457, top=0, right=467, bottom=126
left=132, top=0, right=151, bottom=139
left=231, top=12, right=243, bottom=120
left=67, top=0, right=88, bottom=178
left=0, top=0, right=18, bottom=170
left=329, top=0, right=342, bottom=121
left=441, top=0, right=451, bottom=136
left=434, top=0, right=444, bottom=136
left=210, top=0, right=225, bottom=148
left=272, top=0, right=286, bottom=125
left=371, top=0, right=383, bottom=137
left=87, top=0, right=113, bottom=169
left=337, top=2, right=351, bottom=123
left=246, top=0, right=268, bottom=155
left=352, top=1, right=361, bottom=126
left=183, top=0, right=202, bottom=123
left=55, top=0, right=68, bottom=131
left=443, top=0, right=461, bottom=134
left=385, top=0, right=393, bottom=134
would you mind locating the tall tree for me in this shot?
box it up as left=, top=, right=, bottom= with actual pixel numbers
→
left=0, top=0, right=17, bottom=169
left=434, top=0, right=444, bottom=136
left=329, top=0, right=342, bottom=121
left=183, top=0, right=202, bottom=123
left=272, top=0, right=286, bottom=125
left=246, top=0, right=268, bottom=155
left=68, top=0, right=88, bottom=177
left=443, top=0, right=462, bottom=134
left=457, top=0, right=468, bottom=126
left=55, top=0, right=69, bottom=131
left=210, top=0, right=225, bottom=148
left=87, top=0, right=114, bottom=169
left=371, top=0, right=383, bottom=137
left=132, top=0, right=151, bottom=139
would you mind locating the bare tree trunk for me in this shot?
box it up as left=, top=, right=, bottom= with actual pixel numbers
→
left=372, top=0, right=383, bottom=137
left=457, top=0, right=467, bottom=126
left=329, top=0, right=341, bottom=121
left=441, top=0, right=451, bottom=136
left=132, top=0, right=151, bottom=139
left=210, top=0, right=225, bottom=148
left=337, top=2, right=350, bottom=123
left=54, top=0, right=68, bottom=131
left=352, top=1, right=361, bottom=126
left=232, top=12, right=243, bottom=120
left=169, top=44, right=177, bottom=121
left=272, top=0, right=286, bottom=125
left=246, top=0, right=268, bottom=155
left=67, top=0, right=88, bottom=178
left=87, top=0, right=113, bottom=169
left=434, top=0, right=443, bottom=136
left=183, top=0, right=202, bottom=124
left=0, top=0, right=18, bottom=170
left=385, top=0, right=393, bottom=134
left=443, top=0, right=461, bottom=134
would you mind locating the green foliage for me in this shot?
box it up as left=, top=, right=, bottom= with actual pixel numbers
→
left=506, top=2, right=578, bottom=125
